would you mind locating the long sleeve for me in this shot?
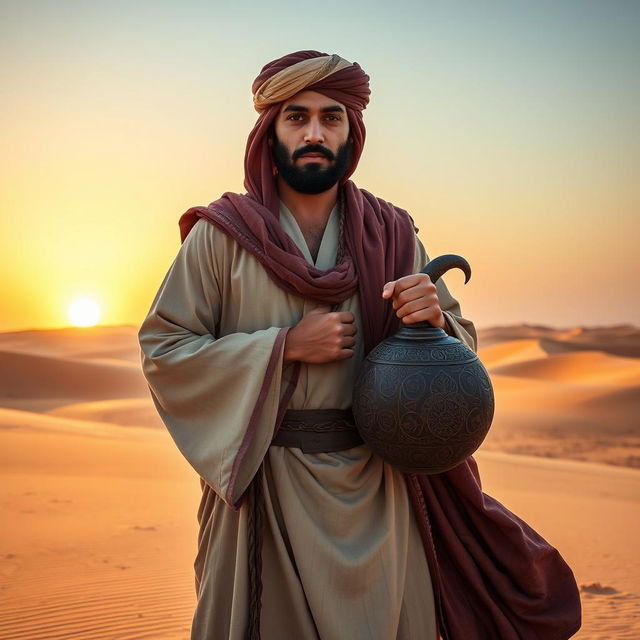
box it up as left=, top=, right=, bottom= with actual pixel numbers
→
left=138, top=219, right=288, bottom=507
left=414, top=236, right=478, bottom=352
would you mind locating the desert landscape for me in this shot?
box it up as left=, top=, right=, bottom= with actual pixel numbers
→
left=1, top=323, right=638, bottom=639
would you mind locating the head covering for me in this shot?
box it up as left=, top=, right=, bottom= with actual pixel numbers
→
left=244, top=50, right=371, bottom=214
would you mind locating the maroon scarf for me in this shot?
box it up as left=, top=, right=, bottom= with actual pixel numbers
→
left=179, top=186, right=581, bottom=640
left=180, top=180, right=416, bottom=354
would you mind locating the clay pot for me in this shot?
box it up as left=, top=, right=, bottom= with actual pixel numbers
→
left=352, top=255, right=494, bottom=474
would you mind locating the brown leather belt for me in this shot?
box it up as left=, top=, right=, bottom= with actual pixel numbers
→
left=270, top=408, right=364, bottom=453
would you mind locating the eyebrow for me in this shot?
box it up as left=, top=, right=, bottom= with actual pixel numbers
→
left=283, top=104, right=345, bottom=114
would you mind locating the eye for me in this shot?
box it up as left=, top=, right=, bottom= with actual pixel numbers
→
left=286, top=113, right=305, bottom=121
left=324, top=114, right=341, bottom=121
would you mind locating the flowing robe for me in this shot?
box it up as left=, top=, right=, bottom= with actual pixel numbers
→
left=138, top=203, right=477, bottom=640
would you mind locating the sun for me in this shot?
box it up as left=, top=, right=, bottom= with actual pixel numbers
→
left=68, top=297, right=102, bottom=327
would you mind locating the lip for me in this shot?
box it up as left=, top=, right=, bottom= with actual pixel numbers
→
left=298, top=153, right=328, bottom=161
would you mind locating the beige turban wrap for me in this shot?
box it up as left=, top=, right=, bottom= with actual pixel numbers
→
left=253, top=54, right=352, bottom=112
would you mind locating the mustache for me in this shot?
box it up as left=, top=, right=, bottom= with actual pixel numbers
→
left=292, top=144, right=335, bottom=162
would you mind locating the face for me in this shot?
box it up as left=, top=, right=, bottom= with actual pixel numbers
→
left=272, top=90, right=352, bottom=194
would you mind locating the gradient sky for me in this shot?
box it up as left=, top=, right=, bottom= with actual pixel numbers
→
left=1, top=0, right=639, bottom=332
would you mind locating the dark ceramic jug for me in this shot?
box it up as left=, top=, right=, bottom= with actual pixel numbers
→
left=352, top=255, right=494, bottom=474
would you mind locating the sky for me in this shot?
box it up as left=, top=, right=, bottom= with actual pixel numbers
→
left=1, top=0, right=639, bottom=332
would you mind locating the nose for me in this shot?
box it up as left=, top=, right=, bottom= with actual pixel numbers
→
left=303, top=117, right=324, bottom=145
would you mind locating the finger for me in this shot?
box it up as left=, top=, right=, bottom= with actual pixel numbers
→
left=381, top=281, right=396, bottom=299
left=401, top=307, right=445, bottom=326
left=336, top=311, right=356, bottom=324
left=341, top=335, right=356, bottom=348
left=392, top=286, right=437, bottom=309
left=392, top=274, right=431, bottom=296
left=336, top=348, right=355, bottom=360
left=342, top=323, right=358, bottom=336
left=395, top=297, right=438, bottom=318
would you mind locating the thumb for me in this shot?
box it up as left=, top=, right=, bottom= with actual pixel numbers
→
left=382, top=281, right=396, bottom=299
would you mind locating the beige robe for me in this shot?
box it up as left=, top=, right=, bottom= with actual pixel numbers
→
left=138, top=202, right=477, bottom=640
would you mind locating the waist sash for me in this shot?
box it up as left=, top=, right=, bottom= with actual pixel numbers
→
left=270, top=408, right=364, bottom=453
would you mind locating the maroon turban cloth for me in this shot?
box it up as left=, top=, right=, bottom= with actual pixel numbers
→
left=177, top=51, right=582, bottom=640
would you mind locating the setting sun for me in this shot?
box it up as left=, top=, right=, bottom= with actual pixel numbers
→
left=68, top=298, right=101, bottom=327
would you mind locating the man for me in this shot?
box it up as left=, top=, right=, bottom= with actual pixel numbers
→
left=138, top=51, right=581, bottom=640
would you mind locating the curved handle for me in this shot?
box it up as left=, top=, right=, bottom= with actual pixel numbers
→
left=406, top=254, right=471, bottom=330
left=421, top=254, right=471, bottom=285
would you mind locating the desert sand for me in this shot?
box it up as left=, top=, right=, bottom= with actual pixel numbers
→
left=1, top=324, right=639, bottom=639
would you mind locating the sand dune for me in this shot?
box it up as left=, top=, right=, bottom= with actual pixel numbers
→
left=0, top=322, right=638, bottom=639
left=481, top=349, right=640, bottom=468
left=475, top=338, right=548, bottom=368
left=487, top=373, right=640, bottom=421
left=472, top=331, right=640, bottom=469
left=0, top=325, right=141, bottom=362
left=488, top=349, right=640, bottom=383
left=0, top=349, right=149, bottom=411
left=1, top=404, right=106, bottom=435
left=0, top=405, right=155, bottom=440
left=478, top=323, right=640, bottom=357
left=482, top=407, right=640, bottom=469
left=578, top=384, right=640, bottom=417
left=47, top=398, right=164, bottom=429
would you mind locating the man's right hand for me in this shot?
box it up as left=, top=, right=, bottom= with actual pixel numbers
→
left=284, top=306, right=357, bottom=363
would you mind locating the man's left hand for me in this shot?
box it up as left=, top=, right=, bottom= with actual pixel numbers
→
left=382, top=274, right=446, bottom=328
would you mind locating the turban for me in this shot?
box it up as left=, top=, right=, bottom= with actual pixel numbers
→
left=244, top=50, right=371, bottom=214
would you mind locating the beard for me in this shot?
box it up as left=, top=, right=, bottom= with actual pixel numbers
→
left=272, top=135, right=353, bottom=195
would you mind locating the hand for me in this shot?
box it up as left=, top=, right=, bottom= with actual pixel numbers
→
left=382, top=274, right=446, bottom=327
left=284, top=306, right=357, bottom=363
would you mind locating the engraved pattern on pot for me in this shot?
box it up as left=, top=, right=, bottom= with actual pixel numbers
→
left=351, top=255, right=495, bottom=475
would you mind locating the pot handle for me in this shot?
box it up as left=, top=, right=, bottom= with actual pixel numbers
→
left=421, top=254, right=471, bottom=285
left=408, top=254, right=472, bottom=329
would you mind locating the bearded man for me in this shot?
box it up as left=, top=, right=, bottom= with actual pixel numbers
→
left=138, top=51, right=581, bottom=640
